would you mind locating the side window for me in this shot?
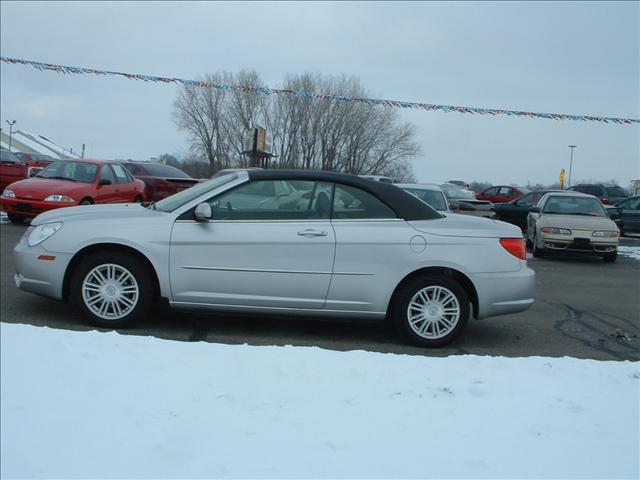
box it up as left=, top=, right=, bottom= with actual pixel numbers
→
left=332, top=184, right=397, bottom=220
left=621, top=197, right=640, bottom=210
left=484, top=187, right=498, bottom=196
left=498, top=187, right=513, bottom=195
left=210, top=180, right=332, bottom=220
left=123, top=163, right=140, bottom=175
left=112, top=164, right=132, bottom=184
left=516, top=193, right=535, bottom=207
left=99, top=165, right=116, bottom=185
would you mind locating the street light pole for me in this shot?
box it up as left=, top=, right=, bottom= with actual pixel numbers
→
left=5, top=120, right=17, bottom=152
left=567, top=145, right=577, bottom=188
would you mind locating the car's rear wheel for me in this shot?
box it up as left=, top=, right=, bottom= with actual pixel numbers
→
left=392, top=275, right=470, bottom=347
left=7, top=214, right=25, bottom=224
left=134, top=195, right=143, bottom=203
left=70, top=251, right=153, bottom=328
left=603, top=251, right=617, bottom=263
left=80, top=198, right=93, bottom=206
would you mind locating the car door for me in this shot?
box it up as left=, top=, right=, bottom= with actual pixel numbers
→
left=110, top=163, right=137, bottom=202
left=169, top=179, right=336, bottom=310
left=94, top=164, right=119, bottom=203
left=327, top=184, right=413, bottom=314
left=497, top=192, right=534, bottom=229
left=618, top=197, right=640, bottom=233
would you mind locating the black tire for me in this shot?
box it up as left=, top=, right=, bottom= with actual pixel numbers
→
left=70, top=251, right=154, bottom=328
left=391, top=275, right=470, bottom=348
left=7, top=214, right=25, bottom=224
left=80, top=198, right=93, bottom=206
left=603, top=251, right=617, bottom=263
left=532, top=231, right=545, bottom=258
left=134, top=195, right=143, bottom=203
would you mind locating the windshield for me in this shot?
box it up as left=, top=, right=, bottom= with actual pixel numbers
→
left=404, top=188, right=448, bottom=211
left=442, top=186, right=476, bottom=200
left=605, top=186, right=627, bottom=197
left=155, top=174, right=237, bottom=212
left=1, top=151, right=20, bottom=163
left=542, top=195, right=607, bottom=217
left=35, top=161, right=98, bottom=183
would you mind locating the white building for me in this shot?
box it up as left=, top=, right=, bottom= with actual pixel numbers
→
left=0, top=130, right=79, bottom=159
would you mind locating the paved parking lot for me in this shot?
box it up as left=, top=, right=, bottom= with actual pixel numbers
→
left=1, top=221, right=638, bottom=361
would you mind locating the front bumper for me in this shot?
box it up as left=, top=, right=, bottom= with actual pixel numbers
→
left=14, top=235, right=72, bottom=300
left=539, top=233, right=618, bottom=255
left=1, top=197, right=77, bottom=218
left=471, top=267, right=535, bottom=319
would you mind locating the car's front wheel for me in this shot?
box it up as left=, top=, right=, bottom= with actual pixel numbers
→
left=392, top=275, right=470, bottom=347
left=603, top=251, right=617, bottom=263
left=532, top=231, right=545, bottom=258
left=70, top=251, right=153, bottom=328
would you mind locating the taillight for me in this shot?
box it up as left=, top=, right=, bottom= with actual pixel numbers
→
left=500, top=238, right=527, bottom=260
left=602, top=198, right=609, bottom=205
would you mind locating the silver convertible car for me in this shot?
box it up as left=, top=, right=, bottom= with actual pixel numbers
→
left=13, top=170, right=535, bottom=347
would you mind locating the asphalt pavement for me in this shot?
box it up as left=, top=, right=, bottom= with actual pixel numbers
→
left=1, top=220, right=638, bottom=360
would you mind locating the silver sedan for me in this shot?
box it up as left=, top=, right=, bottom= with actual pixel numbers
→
left=13, top=170, right=535, bottom=347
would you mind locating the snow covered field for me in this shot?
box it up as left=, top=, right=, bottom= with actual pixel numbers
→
left=1, top=324, right=638, bottom=479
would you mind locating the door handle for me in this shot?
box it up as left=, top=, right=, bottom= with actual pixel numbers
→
left=297, top=229, right=328, bottom=237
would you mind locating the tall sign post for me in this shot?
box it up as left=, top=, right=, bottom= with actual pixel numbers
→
left=559, top=168, right=566, bottom=189
left=242, top=127, right=273, bottom=168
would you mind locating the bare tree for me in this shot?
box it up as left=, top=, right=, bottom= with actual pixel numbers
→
left=174, top=71, right=420, bottom=179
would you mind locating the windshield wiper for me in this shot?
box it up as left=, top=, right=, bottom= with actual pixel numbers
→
left=41, top=175, right=77, bottom=182
left=141, top=201, right=156, bottom=210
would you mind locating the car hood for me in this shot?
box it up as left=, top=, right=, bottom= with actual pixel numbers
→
left=538, top=214, right=617, bottom=231
left=408, top=213, right=522, bottom=238
left=7, top=178, right=93, bottom=201
left=32, top=203, right=165, bottom=226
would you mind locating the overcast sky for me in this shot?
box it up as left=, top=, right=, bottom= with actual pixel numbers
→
left=1, top=1, right=638, bottom=185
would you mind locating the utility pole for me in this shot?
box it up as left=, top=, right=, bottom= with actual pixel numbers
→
left=5, top=120, right=16, bottom=152
left=567, top=145, right=577, bottom=188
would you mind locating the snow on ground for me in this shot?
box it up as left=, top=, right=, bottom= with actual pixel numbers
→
left=0, top=212, right=8, bottom=223
left=1, top=323, right=638, bottom=479
left=618, top=246, right=640, bottom=261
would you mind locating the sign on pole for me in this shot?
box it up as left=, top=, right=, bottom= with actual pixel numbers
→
left=559, top=168, right=566, bottom=189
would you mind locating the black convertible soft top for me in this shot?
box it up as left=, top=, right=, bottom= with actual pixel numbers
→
left=248, top=169, right=441, bottom=221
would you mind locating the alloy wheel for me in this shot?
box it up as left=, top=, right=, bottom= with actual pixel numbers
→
left=82, top=263, right=139, bottom=320
left=406, top=286, right=461, bottom=339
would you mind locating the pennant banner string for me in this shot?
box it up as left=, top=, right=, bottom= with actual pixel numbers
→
left=1, top=56, right=638, bottom=125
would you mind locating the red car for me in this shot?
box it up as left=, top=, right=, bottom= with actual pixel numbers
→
left=121, top=161, right=198, bottom=201
left=476, top=185, right=529, bottom=204
left=0, top=159, right=146, bottom=223
left=0, top=150, right=55, bottom=193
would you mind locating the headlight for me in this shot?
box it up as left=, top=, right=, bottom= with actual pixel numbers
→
left=44, top=194, right=75, bottom=203
left=541, top=227, right=572, bottom=235
left=592, top=231, right=619, bottom=238
left=27, top=222, right=63, bottom=247
left=3, top=189, right=15, bottom=198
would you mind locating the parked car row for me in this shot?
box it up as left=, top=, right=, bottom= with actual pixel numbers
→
left=1, top=156, right=198, bottom=222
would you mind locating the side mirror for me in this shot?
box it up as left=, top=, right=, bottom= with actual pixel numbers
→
left=529, top=206, right=541, bottom=213
left=194, top=202, right=212, bottom=221
left=99, top=179, right=112, bottom=186
left=607, top=207, right=620, bottom=219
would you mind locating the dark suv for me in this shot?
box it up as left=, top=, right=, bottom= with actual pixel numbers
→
left=567, top=184, right=629, bottom=205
